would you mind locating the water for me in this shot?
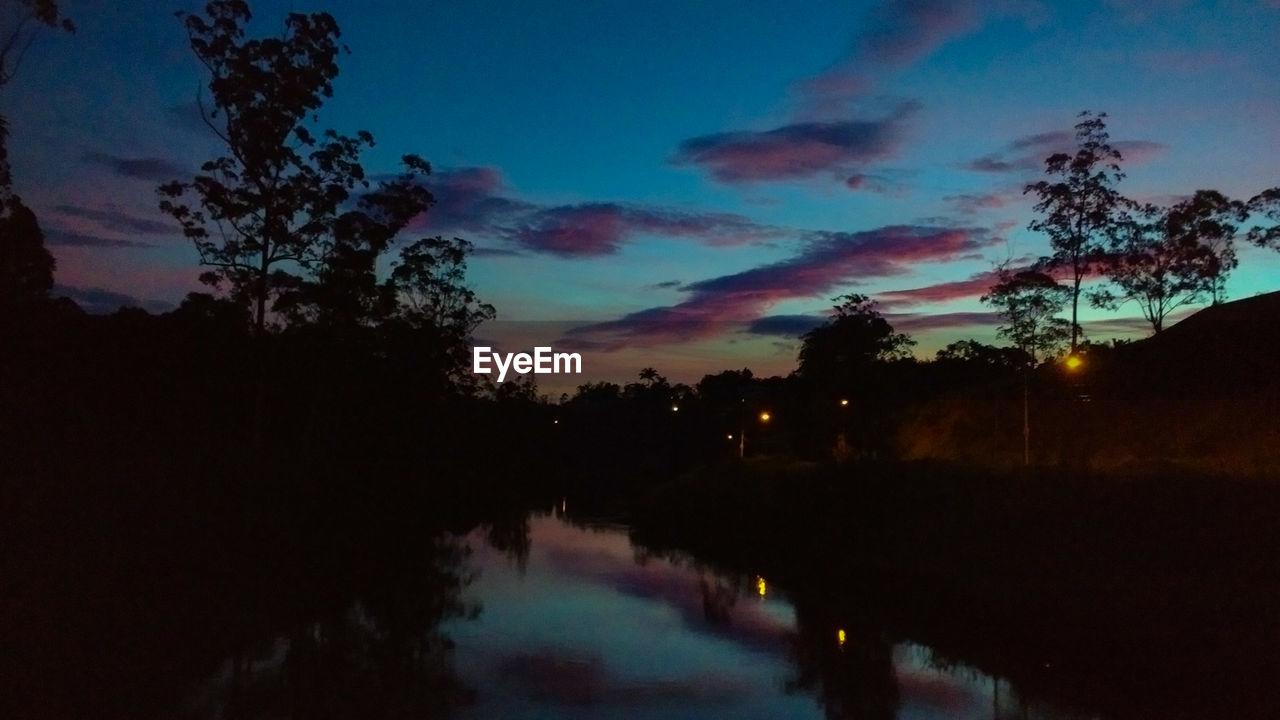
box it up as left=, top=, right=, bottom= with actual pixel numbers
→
left=446, top=513, right=1064, bottom=720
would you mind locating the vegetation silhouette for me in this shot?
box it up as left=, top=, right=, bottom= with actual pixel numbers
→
left=4, top=0, right=1280, bottom=714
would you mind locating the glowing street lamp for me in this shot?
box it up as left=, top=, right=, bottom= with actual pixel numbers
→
left=839, top=398, right=849, bottom=407
left=1065, top=355, right=1083, bottom=371
left=738, top=409, right=773, bottom=458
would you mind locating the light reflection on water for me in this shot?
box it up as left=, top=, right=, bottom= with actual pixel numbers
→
left=445, top=513, right=1066, bottom=720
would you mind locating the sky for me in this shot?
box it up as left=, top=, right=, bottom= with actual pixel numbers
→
left=4, top=0, right=1280, bottom=388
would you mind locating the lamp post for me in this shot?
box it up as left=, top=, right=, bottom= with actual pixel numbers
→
left=1023, top=353, right=1084, bottom=467
left=737, top=407, right=771, bottom=458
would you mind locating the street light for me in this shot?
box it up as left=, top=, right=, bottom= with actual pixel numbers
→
left=738, top=409, right=773, bottom=458
left=1065, top=355, right=1083, bottom=371
left=839, top=398, right=849, bottom=407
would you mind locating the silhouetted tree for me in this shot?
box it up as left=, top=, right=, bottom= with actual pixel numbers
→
left=797, top=294, right=914, bottom=382
left=934, top=339, right=1027, bottom=368
left=1025, top=111, right=1130, bottom=351
left=1247, top=187, right=1280, bottom=252
left=1092, top=191, right=1246, bottom=332
left=160, top=0, right=399, bottom=336
left=981, top=268, right=1070, bottom=363
left=0, top=1, right=69, bottom=309
left=1168, top=190, right=1247, bottom=305
left=0, top=184, right=54, bottom=311
left=0, top=0, right=73, bottom=89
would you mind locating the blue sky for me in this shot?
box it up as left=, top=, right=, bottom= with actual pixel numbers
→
left=4, top=0, right=1279, bottom=385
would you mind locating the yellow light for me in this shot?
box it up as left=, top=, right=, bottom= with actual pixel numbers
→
left=726, top=434, right=734, bottom=440
left=840, top=399, right=849, bottom=407
left=759, top=411, right=771, bottom=422
left=837, top=629, right=846, bottom=646
left=1065, top=355, right=1083, bottom=370
left=756, top=577, right=767, bottom=597
left=671, top=405, right=679, bottom=412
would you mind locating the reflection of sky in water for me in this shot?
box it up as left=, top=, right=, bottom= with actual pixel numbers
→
left=445, top=514, right=1020, bottom=720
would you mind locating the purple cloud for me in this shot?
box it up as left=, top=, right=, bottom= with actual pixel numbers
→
left=412, top=166, right=785, bottom=257
left=53, top=204, right=175, bottom=235
left=566, top=224, right=997, bottom=348
left=966, top=131, right=1168, bottom=174
left=672, top=102, right=919, bottom=184
left=795, top=0, right=986, bottom=115
left=80, top=152, right=186, bottom=182
left=888, top=310, right=1000, bottom=332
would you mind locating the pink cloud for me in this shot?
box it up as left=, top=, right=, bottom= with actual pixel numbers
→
left=671, top=103, right=919, bottom=184
left=565, top=224, right=997, bottom=348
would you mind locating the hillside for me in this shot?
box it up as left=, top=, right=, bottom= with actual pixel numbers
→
left=899, top=291, right=1280, bottom=476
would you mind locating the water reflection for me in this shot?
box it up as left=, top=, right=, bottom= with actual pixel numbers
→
left=446, top=513, right=1071, bottom=720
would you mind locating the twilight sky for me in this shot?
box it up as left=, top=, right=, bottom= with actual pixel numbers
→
left=4, top=0, right=1280, bottom=386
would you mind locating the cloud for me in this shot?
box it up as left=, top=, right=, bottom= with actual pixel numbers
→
left=52, top=204, right=174, bottom=235
left=745, top=314, right=826, bottom=337
left=965, top=131, right=1167, bottom=174
left=672, top=102, right=919, bottom=184
left=877, top=271, right=1003, bottom=307
left=414, top=166, right=785, bottom=257
left=51, top=284, right=173, bottom=314
left=888, top=310, right=1000, bottom=331
left=44, top=230, right=155, bottom=249
left=514, top=203, right=781, bottom=256
left=943, top=192, right=1015, bottom=215
left=81, top=151, right=186, bottom=182
left=795, top=0, right=982, bottom=114
left=566, top=224, right=997, bottom=348
left=470, top=247, right=523, bottom=258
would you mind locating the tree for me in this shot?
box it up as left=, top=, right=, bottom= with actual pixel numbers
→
left=980, top=268, right=1071, bottom=364
left=934, top=339, right=1026, bottom=369
left=1090, top=192, right=1243, bottom=333
left=796, top=294, right=914, bottom=382
left=159, top=0, right=384, bottom=335
left=0, top=1, right=71, bottom=295
left=1025, top=111, right=1130, bottom=351
left=0, top=0, right=73, bottom=89
left=1247, top=187, right=1280, bottom=252
left=0, top=187, right=54, bottom=310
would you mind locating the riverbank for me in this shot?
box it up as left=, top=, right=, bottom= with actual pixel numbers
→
left=622, top=458, right=1280, bottom=719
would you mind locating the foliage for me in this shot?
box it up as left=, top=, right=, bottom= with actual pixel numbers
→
left=796, top=294, right=914, bottom=381
left=1092, top=191, right=1246, bottom=332
left=0, top=189, right=53, bottom=309
left=1025, top=111, right=1130, bottom=350
left=981, top=267, right=1071, bottom=363
left=934, top=339, right=1027, bottom=369
left=0, top=0, right=74, bottom=89
left=158, top=0, right=378, bottom=333
left=1247, top=186, right=1280, bottom=251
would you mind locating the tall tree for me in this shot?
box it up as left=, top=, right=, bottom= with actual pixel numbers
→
left=796, top=294, right=914, bottom=382
left=0, top=1, right=71, bottom=302
left=0, top=179, right=54, bottom=310
left=0, top=0, right=73, bottom=89
left=1163, top=189, right=1246, bottom=305
left=158, top=0, right=379, bottom=336
left=1247, top=187, right=1280, bottom=252
left=1091, top=191, right=1246, bottom=333
left=980, top=267, right=1071, bottom=364
left=1025, top=111, right=1130, bottom=351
